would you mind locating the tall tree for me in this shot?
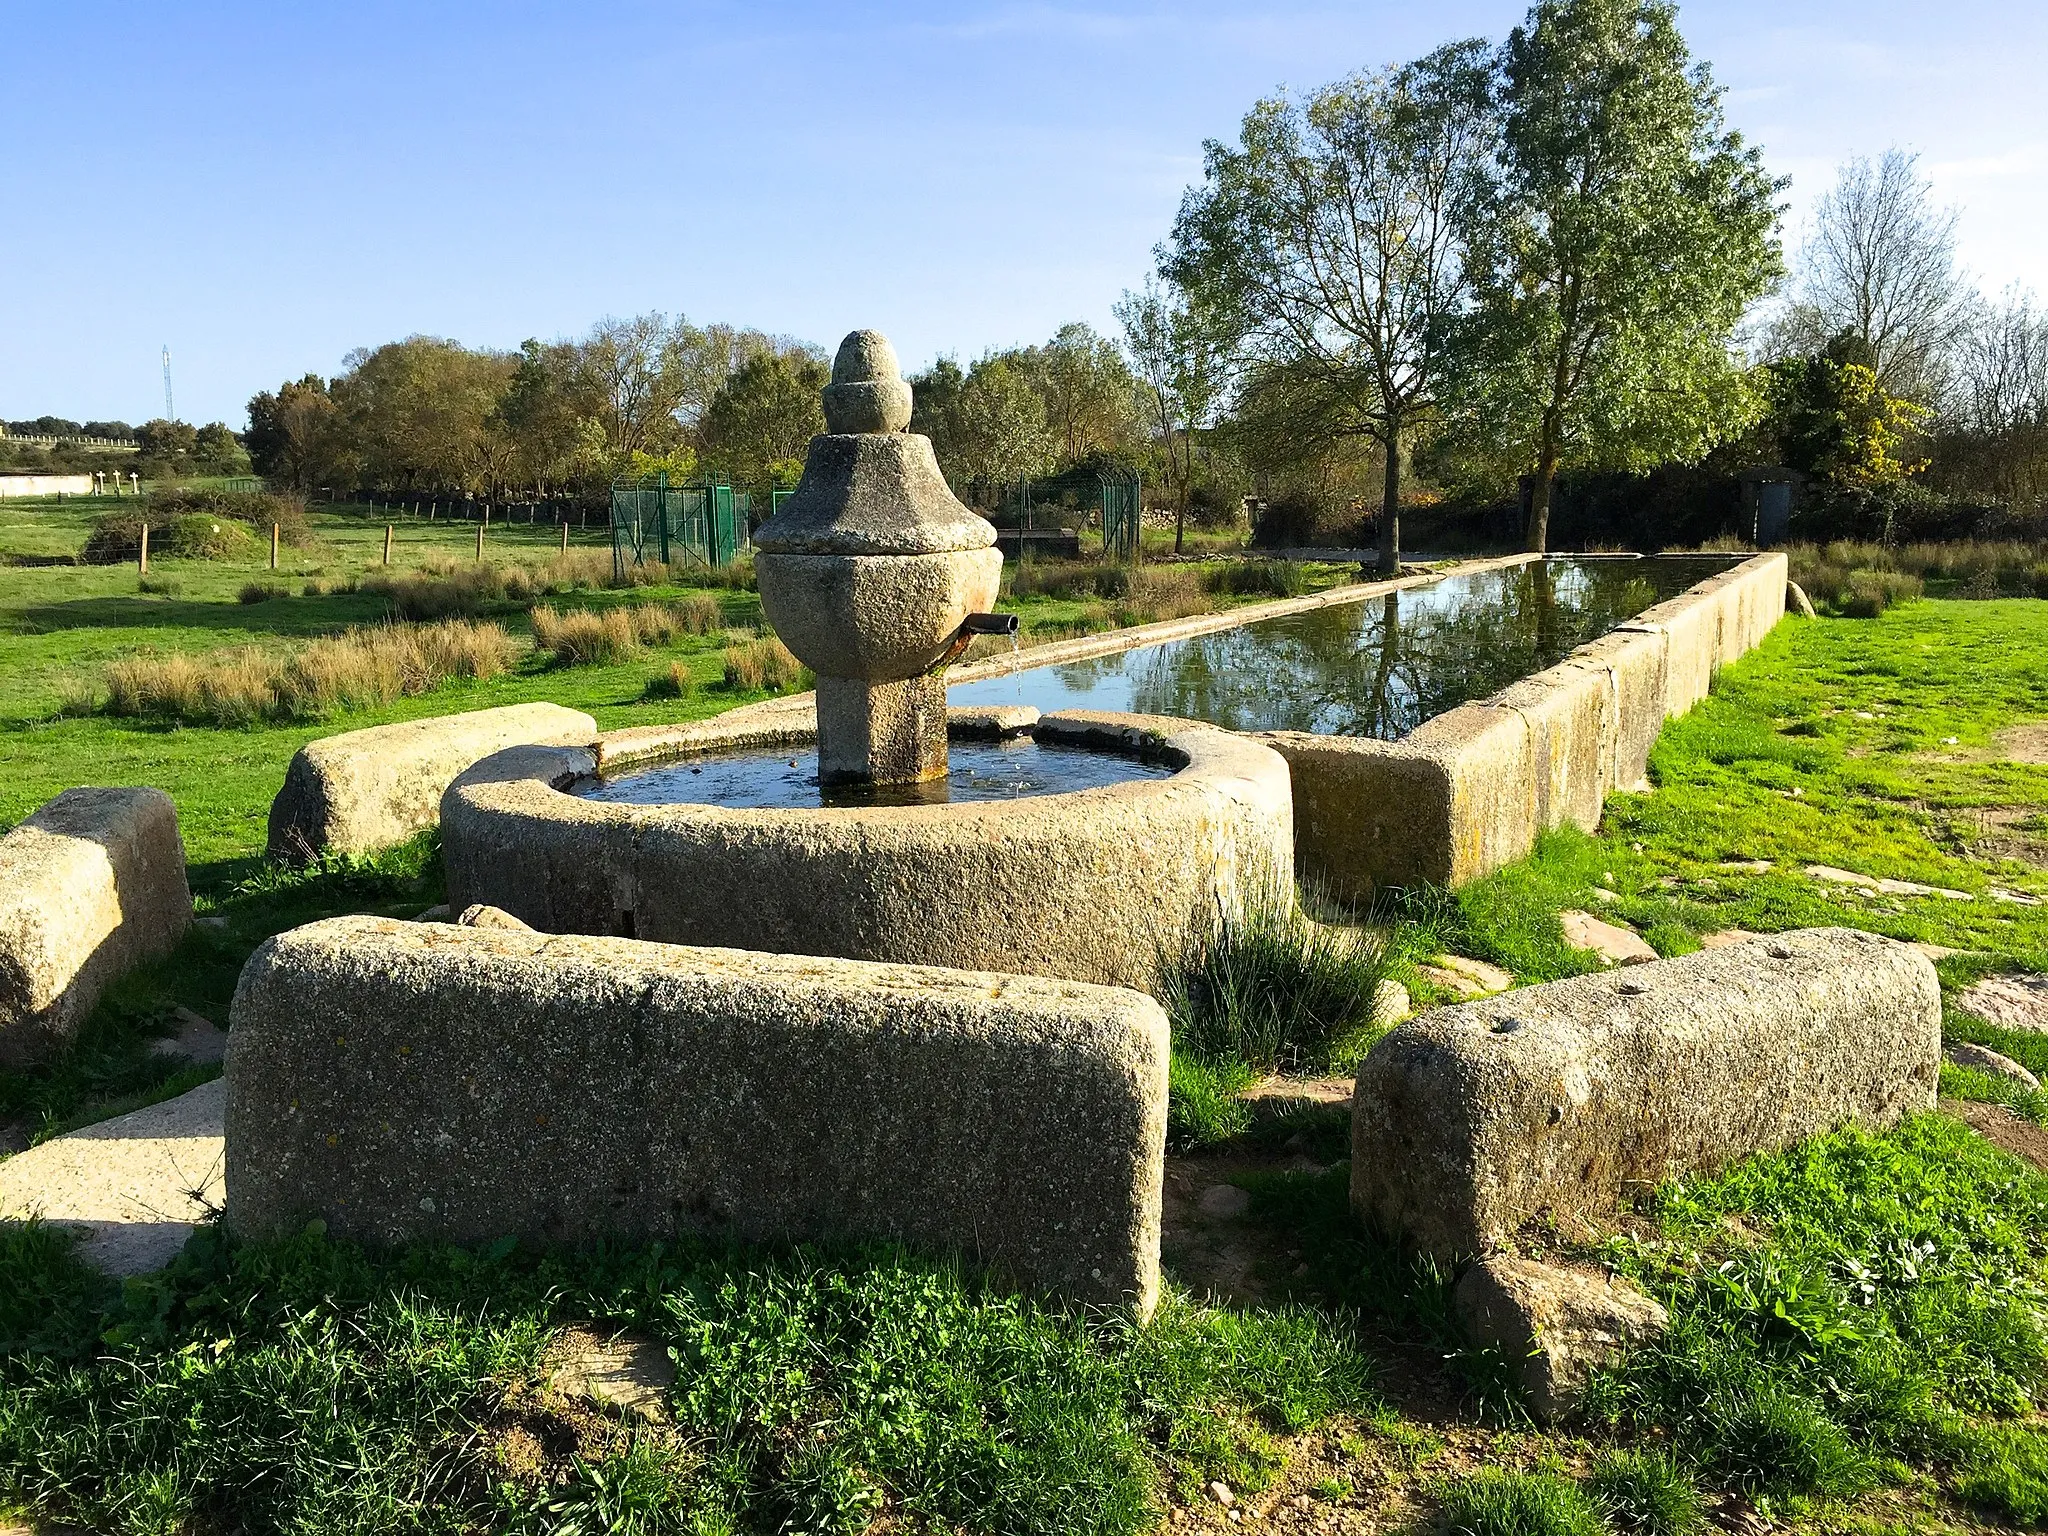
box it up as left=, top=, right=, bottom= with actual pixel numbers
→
left=1028, top=323, right=1143, bottom=466
left=246, top=375, right=342, bottom=490
left=1116, top=277, right=1229, bottom=554
left=1454, top=0, right=1782, bottom=552
left=951, top=356, right=1058, bottom=484
left=698, top=351, right=828, bottom=493
left=331, top=337, right=515, bottom=492
left=1167, top=40, right=1496, bottom=573
left=1771, top=151, right=1966, bottom=400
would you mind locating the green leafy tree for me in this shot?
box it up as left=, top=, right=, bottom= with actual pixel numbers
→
left=246, top=376, right=343, bottom=490
left=1116, top=277, right=1230, bottom=553
left=1024, top=323, right=1143, bottom=466
left=1770, top=333, right=1930, bottom=493
left=135, top=418, right=198, bottom=463
left=331, top=337, right=516, bottom=492
left=698, top=351, right=828, bottom=493
left=951, top=356, right=1058, bottom=484
left=192, top=422, right=250, bottom=474
left=908, top=356, right=968, bottom=470
left=1167, top=41, right=1496, bottom=573
left=1452, top=0, right=1782, bottom=551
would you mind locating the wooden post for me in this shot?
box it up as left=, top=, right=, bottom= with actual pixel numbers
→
left=476, top=522, right=484, bottom=560
left=270, top=523, right=280, bottom=570
left=138, top=523, right=149, bottom=574
left=560, top=522, right=569, bottom=553
left=383, top=524, right=393, bottom=565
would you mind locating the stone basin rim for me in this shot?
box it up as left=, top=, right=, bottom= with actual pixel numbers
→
left=492, top=708, right=1261, bottom=828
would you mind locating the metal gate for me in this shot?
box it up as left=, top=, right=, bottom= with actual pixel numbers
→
left=1099, top=468, right=1141, bottom=560
left=611, top=473, right=751, bottom=578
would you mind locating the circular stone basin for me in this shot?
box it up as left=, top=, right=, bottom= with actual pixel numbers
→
left=440, top=706, right=1296, bottom=989
left=571, top=736, right=1176, bottom=811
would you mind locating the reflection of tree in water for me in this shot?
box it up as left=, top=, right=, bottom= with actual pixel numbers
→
left=1125, top=560, right=1696, bottom=738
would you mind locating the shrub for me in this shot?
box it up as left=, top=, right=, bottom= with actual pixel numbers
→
left=238, top=581, right=290, bottom=604
left=1433, top=1469, right=1604, bottom=1536
left=676, top=593, right=724, bottom=634
left=1838, top=569, right=1922, bottom=618
left=136, top=574, right=179, bottom=596
left=363, top=563, right=504, bottom=620
left=1113, top=565, right=1211, bottom=626
left=1156, top=879, right=1393, bottom=1075
left=82, top=511, right=262, bottom=564
left=1204, top=559, right=1309, bottom=599
left=148, top=485, right=314, bottom=546
left=721, top=637, right=807, bottom=693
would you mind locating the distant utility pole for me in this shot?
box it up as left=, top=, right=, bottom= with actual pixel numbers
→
left=162, top=346, right=174, bottom=421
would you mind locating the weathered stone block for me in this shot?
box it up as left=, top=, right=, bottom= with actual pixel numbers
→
left=226, top=917, right=1170, bottom=1313
left=1488, top=660, right=1613, bottom=836
left=267, top=702, right=596, bottom=861
left=1574, top=625, right=1669, bottom=792
left=1262, top=733, right=1445, bottom=900
left=1352, top=928, right=1941, bottom=1259
left=1454, top=1256, right=1669, bottom=1422
left=0, top=787, right=192, bottom=1064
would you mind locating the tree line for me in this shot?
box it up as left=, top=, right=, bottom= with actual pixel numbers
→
left=206, top=0, right=2045, bottom=557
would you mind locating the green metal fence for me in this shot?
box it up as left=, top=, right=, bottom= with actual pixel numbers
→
left=610, top=474, right=751, bottom=579
left=1099, top=469, right=1141, bottom=560
left=948, top=467, right=1144, bottom=559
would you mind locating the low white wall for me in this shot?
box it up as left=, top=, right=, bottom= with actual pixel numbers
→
left=0, top=475, right=94, bottom=499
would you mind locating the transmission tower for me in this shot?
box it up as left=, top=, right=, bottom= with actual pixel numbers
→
left=162, top=346, right=174, bottom=421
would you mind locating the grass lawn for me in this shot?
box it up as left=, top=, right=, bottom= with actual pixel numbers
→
left=5, top=524, right=2048, bottom=1536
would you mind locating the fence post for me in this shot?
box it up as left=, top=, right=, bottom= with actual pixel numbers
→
left=270, top=523, right=280, bottom=570
left=383, top=525, right=393, bottom=565
left=138, top=523, right=149, bottom=574
left=560, top=522, right=569, bottom=554
left=476, top=521, right=485, bottom=560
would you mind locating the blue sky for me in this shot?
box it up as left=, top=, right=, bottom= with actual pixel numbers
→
left=3, top=1, right=2043, bottom=427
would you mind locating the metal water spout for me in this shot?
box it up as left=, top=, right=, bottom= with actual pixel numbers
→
left=751, top=331, right=1003, bottom=786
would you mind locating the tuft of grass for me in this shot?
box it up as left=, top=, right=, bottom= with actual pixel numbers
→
left=1204, top=559, right=1310, bottom=599
left=1433, top=1468, right=1604, bottom=1536
left=136, top=573, right=180, bottom=596
left=1588, top=1448, right=1703, bottom=1536
left=236, top=580, right=290, bottom=604
left=1166, top=1053, right=1256, bottom=1150
left=101, top=620, right=515, bottom=726
left=531, top=603, right=640, bottom=666
left=1156, top=881, right=1393, bottom=1077
left=642, top=660, right=696, bottom=701
left=721, top=636, right=807, bottom=694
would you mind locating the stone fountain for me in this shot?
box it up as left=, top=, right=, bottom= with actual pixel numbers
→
left=753, top=330, right=1006, bottom=788
left=439, top=330, right=1296, bottom=988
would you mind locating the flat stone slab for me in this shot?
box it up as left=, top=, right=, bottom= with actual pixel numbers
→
left=547, top=1324, right=676, bottom=1422
left=267, top=702, right=596, bottom=861
left=1420, top=954, right=1515, bottom=997
left=227, top=917, right=1169, bottom=1313
left=1353, top=928, right=1941, bottom=1259
left=149, top=1006, right=226, bottom=1066
left=1559, top=910, right=1658, bottom=965
left=1946, top=1041, right=2040, bottom=1090
left=0, top=1079, right=224, bottom=1275
left=1805, top=864, right=1972, bottom=901
left=1958, top=974, right=2048, bottom=1034
left=1454, top=1256, right=1668, bottom=1423
left=0, top=787, right=192, bottom=1066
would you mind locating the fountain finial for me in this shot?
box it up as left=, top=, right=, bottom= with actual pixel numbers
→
left=823, top=330, right=913, bottom=434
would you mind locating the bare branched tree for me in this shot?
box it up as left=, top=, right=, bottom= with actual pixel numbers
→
left=1774, top=150, right=1967, bottom=398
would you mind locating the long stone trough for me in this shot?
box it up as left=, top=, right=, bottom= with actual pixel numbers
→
left=1266, top=551, right=1788, bottom=897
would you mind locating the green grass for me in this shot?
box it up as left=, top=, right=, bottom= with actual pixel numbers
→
left=0, top=1223, right=1372, bottom=1535
left=1434, top=1467, right=1605, bottom=1536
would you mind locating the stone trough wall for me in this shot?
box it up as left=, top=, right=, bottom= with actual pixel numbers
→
left=0, top=787, right=192, bottom=1065
left=267, top=702, right=598, bottom=862
left=226, top=917, right=1169, bottom=1313
left=1267, top=551, right=1789, bottom=898
left=1351, top=928, right=1941, bottom=1260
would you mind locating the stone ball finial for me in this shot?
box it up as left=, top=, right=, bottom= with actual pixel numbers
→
left=823, top=329, right=914, bottom=434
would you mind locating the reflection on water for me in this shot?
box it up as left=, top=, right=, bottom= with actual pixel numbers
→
left=949, top=557, right=1734, bottom=740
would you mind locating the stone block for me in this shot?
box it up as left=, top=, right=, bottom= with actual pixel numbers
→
left=1575, top=625, right=1670, bottom=793
left=0, top=787, right=192, bottom=1064
left=266, top=702, right=596, bottom=862
left=1406, top=704, right=1540, bottom=886
left=226, top=917, right=1170, bottom=1313
left=1488, top=659, right=1613, bottom=835
left=1352, top=928, right=1942, bottom=1259
left=1454, top=1257, right=1669, bottom=1422
left=1260, top=733, right=1446, bottom=900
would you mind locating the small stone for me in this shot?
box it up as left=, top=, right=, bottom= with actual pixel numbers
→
left=1805, top=864, right=1971, bottom=901
left=1453, top=1256, right=1670, bottom=1422
left=1992, top=888, right=2045, bottom=906
left=1717, top=859, right=1773, bottom=874
left=148, top=1006, right=227, bottom=1067
left=1210, top=1481, right=1236, bottom=1508
left=1911, top=942, right=1961, bottom=962
left=1424, top=954, right=1514, bottom=997
left=547, top=1324, right=677, bottom=1422
left=456, top=903, right=531, bottom=930
left=1559, top=910, right=1658, bottom=965
left=1373, top=978, right=1411, bottom=1024
left=1946, top=1041, right=2041, bottom=1090
left=1699, top=928, right=1765, bottom=949
left=1199, top=1184, right=1252, bottom=1221
left=196, top=914, right=228, bottom=931
left=1959, top=974, right=2048, bottom=1035
left=1786, top=580, right=1818, bottom=619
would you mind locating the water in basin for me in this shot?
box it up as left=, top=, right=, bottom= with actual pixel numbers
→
left=572, top=735, right=1176, bottom=810
left=950, top=556, right=1735, bottom=739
